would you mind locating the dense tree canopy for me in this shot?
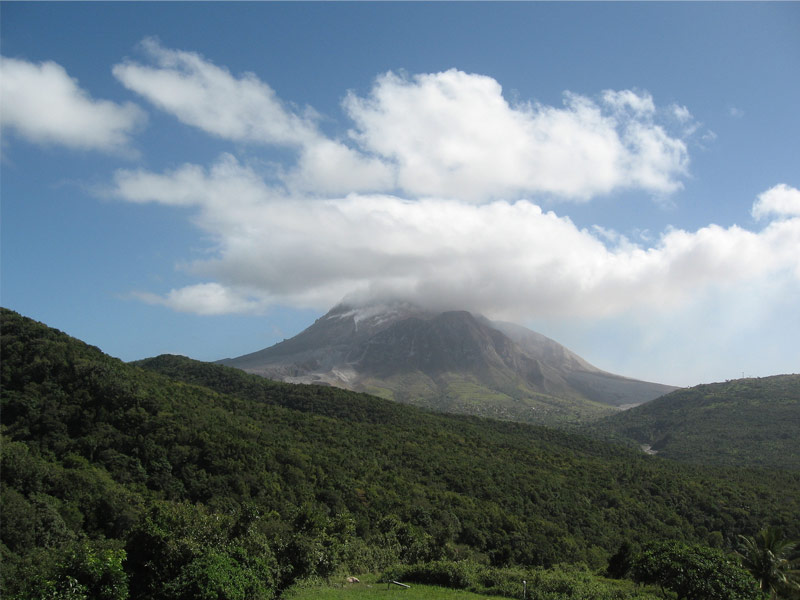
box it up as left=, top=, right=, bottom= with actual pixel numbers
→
left=2, top=308, right=798, bottom=598
left=588, top=375, right=800, bottom=470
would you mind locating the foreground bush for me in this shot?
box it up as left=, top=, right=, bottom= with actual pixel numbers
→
left=631, top=541, right=763, bottom=600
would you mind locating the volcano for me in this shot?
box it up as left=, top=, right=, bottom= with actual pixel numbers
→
left=220, top=301, right=677, bottom=425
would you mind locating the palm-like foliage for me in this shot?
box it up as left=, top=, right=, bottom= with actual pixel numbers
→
left=737, top=527, right=800, bottom=599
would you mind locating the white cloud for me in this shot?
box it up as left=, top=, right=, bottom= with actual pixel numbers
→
left=286, top=138, right=395, bottom=195
left=752, top=183, right=800, bottom=220
left=110, top=156, right=800, bottom=320
left=112, top=39, right=393, bottom=195
left=134, top=282, right=267, bottom=315
left=112, top=42, right=693, bottom=202
left=100, top=43, right=796, bottom=340
left=671, top=104, right=692, bottom=122
left=0, top=56, right=144, bottom=152
left=112, top=38, right=316, bottom=147
left=112, top=153, right=272, bottom=207
left=344, top=70, right=690, bottom=201
left=602, top=89, right=656, bottom=116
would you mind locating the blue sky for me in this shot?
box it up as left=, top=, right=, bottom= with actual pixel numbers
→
left=2, top=2, right=799, bottom=387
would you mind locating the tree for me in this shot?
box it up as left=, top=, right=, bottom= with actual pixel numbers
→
left=631, top=540, right=762, bottom=600
left=124, top=501, right=277, bottom=600
left=737, top=527, right=800, bottom=599
left=606, top=540, right=636, bottom=579
left=6, top=540, right=128, bottom=600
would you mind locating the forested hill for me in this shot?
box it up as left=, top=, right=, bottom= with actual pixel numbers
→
left=2, top=307, right=800, bottom=600
left=588, top=375, right=800, bottom=471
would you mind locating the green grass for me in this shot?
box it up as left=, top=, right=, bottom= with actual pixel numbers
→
left=285, top=575, right=508, bottom=600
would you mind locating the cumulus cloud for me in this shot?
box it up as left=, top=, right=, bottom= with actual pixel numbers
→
left=287, top=139, right=395, bottom=195
left=112, top=38, right=316, bottom=146
left=100, top=42, right=797, bottom=323
left=752, top=183, right=800, bottom=220
left=344, top=70, right=689, bottom=201
left=113, top=153, right=272, bottom=207
left=0, top=56, right=145, bottom=152
left=110, top=155, right=800, bottom=318
left=112, top=41, right=693, bottom=201
left=112, top=38, right=393, bottom=195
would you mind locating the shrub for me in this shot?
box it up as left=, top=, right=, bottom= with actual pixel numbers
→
left=386, top=561, right=663, bottom=599
left=632, top=540, right=762, bottom=600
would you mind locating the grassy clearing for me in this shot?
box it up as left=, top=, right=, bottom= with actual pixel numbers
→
left=285, top=575, right=508, bottom=600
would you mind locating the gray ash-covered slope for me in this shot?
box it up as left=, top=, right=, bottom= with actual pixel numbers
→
left=220, top=301, right=677, bottom=425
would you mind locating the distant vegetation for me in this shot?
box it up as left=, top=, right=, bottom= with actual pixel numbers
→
left=2, top=307, right=799, bottom=599
left=588, top=375, right=800, bottom=471
left=356, top=369, right=621, bottom=426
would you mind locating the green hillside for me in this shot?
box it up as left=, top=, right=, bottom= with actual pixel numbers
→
left=2, top=308, right=798, bottom=599
left=588, top=375, right=800, bottom=470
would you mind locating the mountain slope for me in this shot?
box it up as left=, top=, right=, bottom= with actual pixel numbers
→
left=588, top=375, right=800, bottom=470
left=220, top=301, right=676, bottom=425
left=3, top=307, right=800, bottom=598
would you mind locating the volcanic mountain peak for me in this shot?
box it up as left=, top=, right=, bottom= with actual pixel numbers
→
left=324, top=300, right=435, bottom=336
left=220, top=300, right=677, bottom=425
